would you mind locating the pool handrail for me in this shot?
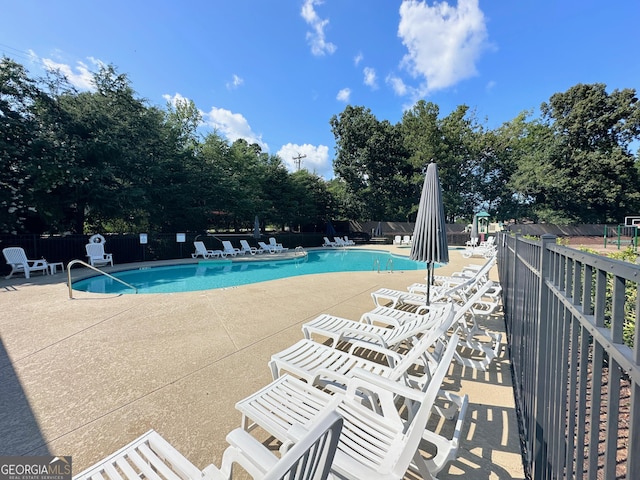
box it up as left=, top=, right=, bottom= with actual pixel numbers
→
left=66, top=259, right=138, bottom=298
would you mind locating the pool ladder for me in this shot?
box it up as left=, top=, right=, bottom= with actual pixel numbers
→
left=373, top=257, right=394, bottom=273
left=66, top=259, right=138, bottom=299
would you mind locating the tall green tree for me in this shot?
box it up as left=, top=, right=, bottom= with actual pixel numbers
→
left=480, top=112, right=537, bottom=221
left=400, top=101, right=480, bottom=222
left=289, top=169, right=333, bottom=230
left=40, top=64, right=172, bottom=233
left=0, top=57, right=66, bottom=233
left=330, top=105, right=409, bottom=221
left=513, top=83, right=640, bottom=223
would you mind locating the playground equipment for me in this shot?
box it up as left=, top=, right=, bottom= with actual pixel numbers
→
left=604, top=224, right=638, bottom=250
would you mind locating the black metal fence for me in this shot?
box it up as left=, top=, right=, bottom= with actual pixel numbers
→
left=0, top=232, right=329, bottom=277
left=1, top=231, right=474, bottom=277
left=497, top=233, right=639, bottom=479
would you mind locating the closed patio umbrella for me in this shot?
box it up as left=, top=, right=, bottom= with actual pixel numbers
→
left=326, top=221, right=337, bottom=236
left=470, top=214, right=479, bottom=246
left=254, top=216, right=261, bottom=239
left=410, top=162, right=449, bottom=304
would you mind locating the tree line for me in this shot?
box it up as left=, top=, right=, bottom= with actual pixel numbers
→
left=2, top=56, right=640, bottom=236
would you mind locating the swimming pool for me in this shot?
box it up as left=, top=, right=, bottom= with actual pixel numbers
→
left=72, top=249, right=430, bottom=294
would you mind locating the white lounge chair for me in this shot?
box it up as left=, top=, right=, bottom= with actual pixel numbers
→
left=269, top=237, right=288, bottom=252
left=333, top=237, right=347, bottom=247
left=236, top=332, right=463, bottom=479
left=272, top=305, right=456, bottom=385
left=465, top=237, right=479, bottom=247
left=392, top=235, right=402, bottom=245
left=401, top=235, right=411, bottom=245
left=461, top=237, right=497, bottom=259
left=85, top=243, right=114, bottom=267
left=409, top=256, right=496, bottom=294
left=258, top=241, right=277, bottom=254
left=343, top=236, right=355, bottom=246
left=370, top=284, right=453, bottom=311
left=364, top=281, right=502, bottom=370
left=430, top=257, right=496, bottom=288
left=322, top=237, right=337, bottom=248
left=239, top=240, right=258, bottom=255
left=222, top=240, right=242, bottom=257
left=267, top=327, right=467, bottom=475
left=301, top=302, right=454, bottom=349
left=3, top=247, right=49, bottom=279
left=73, top=410, right=342, bottom=480
left=372, top=263, right=497, bottom=312
left=192, top=241, right=224, bottom=259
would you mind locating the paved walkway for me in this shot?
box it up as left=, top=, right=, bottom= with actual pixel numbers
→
left=0, top=245, right=525, bottom=479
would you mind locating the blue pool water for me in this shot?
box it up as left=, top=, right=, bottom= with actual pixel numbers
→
left=73, top=249, right=429, bottom=294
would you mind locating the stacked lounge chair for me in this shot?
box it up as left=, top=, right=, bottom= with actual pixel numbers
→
left=74, top=256, right=503, bottom=480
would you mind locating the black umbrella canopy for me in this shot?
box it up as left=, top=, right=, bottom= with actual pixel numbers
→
left=410, top=162, right=449, bottom=303
left=253, top=216, right=261, bottom=239
left=410, top=162, right=449, bottom=264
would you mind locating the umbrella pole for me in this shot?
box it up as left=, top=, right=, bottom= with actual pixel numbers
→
left=426, top=262, right=432, bottom=306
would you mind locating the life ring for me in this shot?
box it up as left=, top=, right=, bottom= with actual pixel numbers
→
left=88, top=234, right=106, bottom=244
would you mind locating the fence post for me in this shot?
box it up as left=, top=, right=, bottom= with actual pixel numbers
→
left=532, top=234, right=556, bottom=480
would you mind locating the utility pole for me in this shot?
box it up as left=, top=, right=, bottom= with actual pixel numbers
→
left=292, top=152, right=307, bottom=171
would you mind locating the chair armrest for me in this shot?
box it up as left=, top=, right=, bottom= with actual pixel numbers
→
left=347, top=340, right=402, bottom=366
left=28, top=259, right=48, bottom=267
left=218, top=428, right=278, bottom=478
left=338, top=328, right=387, bottom=348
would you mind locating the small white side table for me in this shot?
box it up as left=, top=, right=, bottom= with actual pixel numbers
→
left=48, top=262, right=64, bottom=275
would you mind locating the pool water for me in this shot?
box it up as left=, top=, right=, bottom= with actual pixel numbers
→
left=73, top=249, right=430, bottom=294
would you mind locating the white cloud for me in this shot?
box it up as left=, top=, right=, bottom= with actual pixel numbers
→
left=301, top=0, right=337, bottom=56
left=204, top=106, right=269, bottom=152
left=363, top=67, right=377, bottom=89
left=226, top=74, right=244, bottom=90
left=386, top=74, right=409, bottom=96
left=162, top=92, right=191, bottom=108
left=336, top=88, right=351, bottom=102
left=398, top=0, right=490, bottom=93
left=277, top=143, right=331, bottom=177
left=354, top=52, right=363, bottom=66
left=41, top=56, right=104, bottom=90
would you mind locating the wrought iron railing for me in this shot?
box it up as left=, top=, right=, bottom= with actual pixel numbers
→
left=497, top=233, right=639, bottom=480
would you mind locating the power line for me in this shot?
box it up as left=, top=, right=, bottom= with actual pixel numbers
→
left=0, top=43, right=36, bottom=63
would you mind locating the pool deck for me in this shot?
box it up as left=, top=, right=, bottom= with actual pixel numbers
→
left=0, top=245, right=525, bottom=479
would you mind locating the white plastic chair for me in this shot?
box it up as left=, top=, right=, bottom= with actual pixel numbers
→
left=408, top=256, right=496, bottom=294
left=239, top=240, right=257, bottom=255
left=237, top=332, right=462, bottom=479
left=222, top=241, right=242, bottom=257
left=192, top=241, right=223, bottom=259
left=365, top=281, right=503, bottom=371
left=322, top=237, right=337, bottom=248
left=258, top=241, right=277, bottom=253
left=85, top=243, right=114, bottom=267
left=301, top=302, right=454, bottom=348
left=271, top=307, right=457, bottom=390
left=333, top=237, right=347, bottom=247
left=269, top=237, right=288, bottom=252
left=73, top=410, right=342, bottom=480
left=3, top=247, right=48, bottom=279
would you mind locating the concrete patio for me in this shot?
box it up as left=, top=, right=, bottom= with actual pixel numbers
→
left=0, top=245, right=525, bottom=479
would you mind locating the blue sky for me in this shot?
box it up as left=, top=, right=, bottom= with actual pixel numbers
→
left=2, top=0, right=638, bottom=179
